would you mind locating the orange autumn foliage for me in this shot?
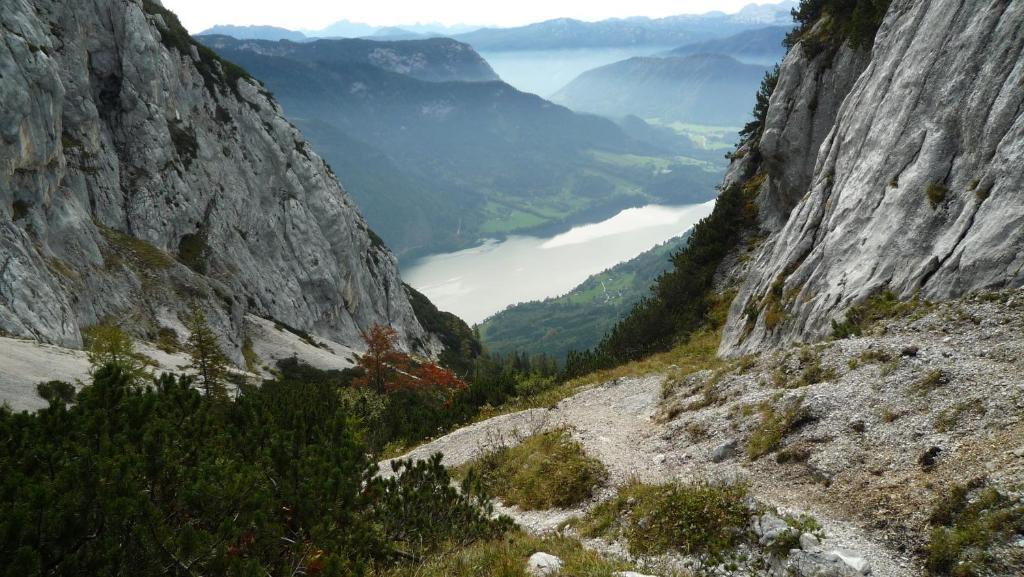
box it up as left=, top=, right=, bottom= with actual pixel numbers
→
left=353, top=325, right=467, bottom=395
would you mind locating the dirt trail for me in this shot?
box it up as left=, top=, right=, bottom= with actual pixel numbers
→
left=381, top=375, right=914, bottom=576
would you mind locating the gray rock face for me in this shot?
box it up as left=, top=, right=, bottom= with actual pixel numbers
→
left=0, top=0, right=442, bottom=360
left=756, top=38, right=870, bottom=232
left=722, top=0, right=1024, bottom=356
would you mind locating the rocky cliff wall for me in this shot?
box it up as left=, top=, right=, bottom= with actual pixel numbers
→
left=721, top=0, right=1024, bottom=356
left=0, top=0, right=442, bottom=360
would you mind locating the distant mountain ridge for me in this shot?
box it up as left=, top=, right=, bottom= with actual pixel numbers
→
left=552, top=53, right=767, bottom=126
left=453, top=3, right=796, bottom=51
left=667, top=25, right=790, bottom=63
left=200, top=35, right=499, bottom=83
left=197, top=24, right=307, bottom=42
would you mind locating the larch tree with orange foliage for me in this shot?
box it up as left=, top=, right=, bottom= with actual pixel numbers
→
left=353, top=324, right=467, bottom=397
left=353, top=325, right=412, bottom=394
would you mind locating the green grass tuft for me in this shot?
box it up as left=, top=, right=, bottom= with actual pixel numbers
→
left=925, top=481, right=1024, bottom=576
left=574, top=479, right=752, bottom=568
left=747, top=396, right=807, bottom=460
left=456, top=428, right=607, bottom=510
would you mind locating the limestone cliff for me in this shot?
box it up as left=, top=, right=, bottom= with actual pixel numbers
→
left=0, top=0, right=443, bottom=361
left=721, top=0, right=1024, bottom=356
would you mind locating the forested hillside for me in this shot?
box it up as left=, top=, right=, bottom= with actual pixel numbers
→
left=480, top=233, right=691, bottom=362
left=209, top=37, right=723, bottom=257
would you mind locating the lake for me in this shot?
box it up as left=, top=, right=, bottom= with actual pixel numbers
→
left=401, top=201, right=716, bottom=325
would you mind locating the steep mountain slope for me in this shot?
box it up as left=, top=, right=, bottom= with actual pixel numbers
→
left=208, top=39, right=722, bottom=257
left=722, top=0, right=1024, bottom=355
left=667, top=25, right=790, bottom=64
left=480, top=233, right=691, bottom=362
left=200, top=35, right=499, bottom=83
left=552, top=54, right=768, bottom=126
left=197, top=25, right=307, bottom=42
left=0, top=0, right=446, bottom=360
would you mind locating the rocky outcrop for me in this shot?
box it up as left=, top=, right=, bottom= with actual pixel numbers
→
left=722, top=0, right=1024, bottom=355
left=0, top=0, right=442, bottom=361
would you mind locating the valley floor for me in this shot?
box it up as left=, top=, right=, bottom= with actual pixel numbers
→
left=383, top=290, right=1024, bottom=576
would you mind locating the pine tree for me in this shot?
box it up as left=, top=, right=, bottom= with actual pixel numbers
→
left=82, top=323, right=152, bottom=383
left=184, top=303, right=230, bottom=400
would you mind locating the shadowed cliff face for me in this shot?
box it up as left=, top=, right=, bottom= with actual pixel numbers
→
left=0, top=0, right=441, bottom=360
left=722, top=0, right=1024, bottom=356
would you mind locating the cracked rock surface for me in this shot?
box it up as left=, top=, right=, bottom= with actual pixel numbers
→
left=723, top=0, right=1024, bottom=356
left=0, top=0, right=441, bottom=360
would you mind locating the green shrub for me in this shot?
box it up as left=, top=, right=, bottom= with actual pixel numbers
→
left=747, top=396, right=808, bottom=459
left=177, top=230, right=209, bottom=273
left=740, top=66, right=780, bottom=147
left=925, top=481, right=1024, bottom=576
left=167, top=120, right=198, bottom=168
left=11, top=199, right=30, bottom=221
left=457, top=428, right=607, bottom=510
left=0, top=363, right=510, bottom=575
left=787, top=0, right=891, bottom=54
left=576, top=479, right=752, bottom=569
left=241, top=336, right=260, bottom=373
left=927, top=183, right=949, bottom=209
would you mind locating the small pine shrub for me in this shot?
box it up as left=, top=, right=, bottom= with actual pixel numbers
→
left=927, top=183, right=949, bottom=209
left=11, top=199, right=30, bottom=221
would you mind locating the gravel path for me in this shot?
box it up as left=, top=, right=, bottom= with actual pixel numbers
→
left=381, top=374, right=914, bottom=576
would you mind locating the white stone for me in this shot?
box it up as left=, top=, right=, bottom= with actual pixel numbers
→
left=827, top=550, right=872, bottom=575
left=653, top=453, right=666, bottom=464
left=799, top=532, right=821, bottom=551
left=527, top=552, right=563, bottom=577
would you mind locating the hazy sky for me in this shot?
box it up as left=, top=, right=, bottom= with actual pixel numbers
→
left=161, top=0, right=788, bottom=34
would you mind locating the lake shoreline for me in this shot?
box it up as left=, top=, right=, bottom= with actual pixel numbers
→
left=402, top=201, right=716, bottom=325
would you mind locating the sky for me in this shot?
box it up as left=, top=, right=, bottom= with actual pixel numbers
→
left=160, top=0, right=789, bottom=34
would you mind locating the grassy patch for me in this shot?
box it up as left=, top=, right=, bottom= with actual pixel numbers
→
left=926, top=481, right=1024, bottom=576
left=911, top=369, right=949, bottom=396
left=569, top=324, right=725, bottom=389
left=831, top=290, right=931, bottom=339
left=934, top=402, right=985, bottom=433
left=574, top=479, right=752, bottom=569
left=241, top=336, right=260, bottom=373
left=747, top=396, right=808, bottom=460
left=98, top=225, right=174, bottom=270
left=372, top=531, right=633, bottom=577
left=456, top=428, right=607, bottom=510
